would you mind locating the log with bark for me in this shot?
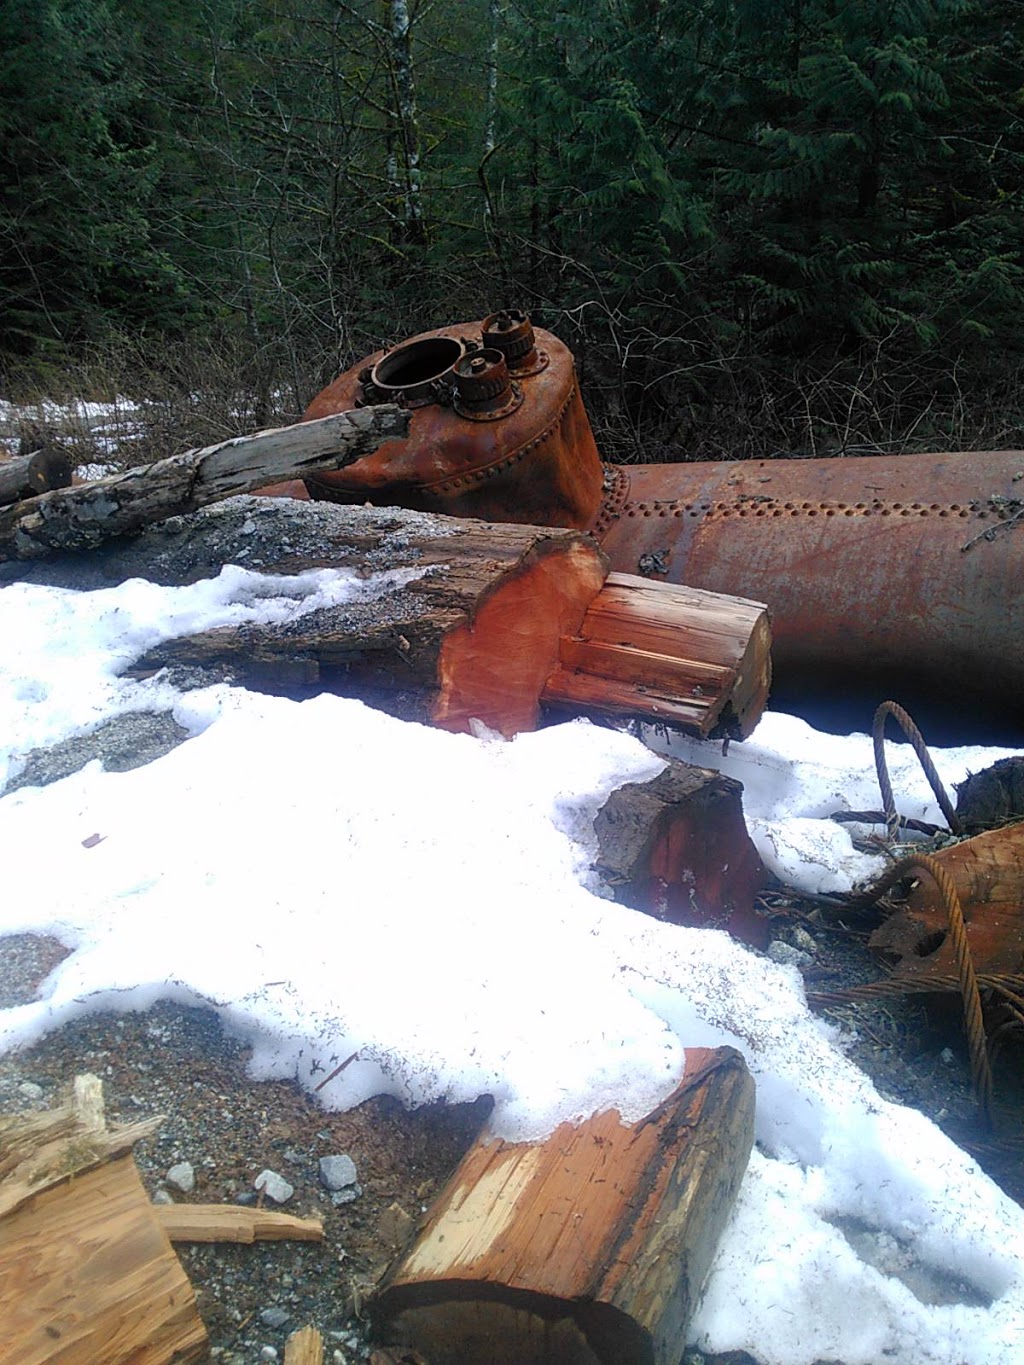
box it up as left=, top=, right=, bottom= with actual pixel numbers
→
left=0, top=1074, right=208, bottom=1365
left=0, top=405, right=410, bottom=559
left=0, top=446, right=73, bottom=506
left=594, top=757, right=767, bottom=946
left=130, top=502, right=771, bottom=740
left=372, top=1047, right=755, bottom=1365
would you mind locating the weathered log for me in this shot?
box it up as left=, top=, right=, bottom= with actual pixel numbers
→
left=0, top=405, right=410, bottom=560
left=544, top=572, right=772, bottom=740
left=372, top=1047, right=755, bottom=1365
left=0, top=446, right=73, bottom=506
left=0, top=1075, right=207, bottom=1364
left=130, top=503, right=771, bottom=739
left=870, top=820, right=1024, bottom=981
left=138, top=517, right=608, bottom=735
left=594, top=757, right=766, bottom=947
left=155, top=1203, right=324, bottom=1244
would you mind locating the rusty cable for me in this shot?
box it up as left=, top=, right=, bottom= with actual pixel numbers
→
left=872, top=700, right=962, bottom=841
left=818, top=852, right=994, bottom=1128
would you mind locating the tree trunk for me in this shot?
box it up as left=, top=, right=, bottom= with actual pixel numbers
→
left=372, top=1048, right=755, bottom=1365
left=594, top=758, right=766, bottom=946
left=0, top=406, right=409, bottom=560
left=129, top=505, right=771, bottom=739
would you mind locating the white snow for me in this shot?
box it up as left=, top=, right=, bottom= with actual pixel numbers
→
left=1, top=555, right=1023, bottom=1364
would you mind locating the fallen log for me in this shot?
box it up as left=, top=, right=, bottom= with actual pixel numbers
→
left=0, top=405, right=410, bottom=560
left=0, top=1074, right=207, bottom=1365
left=594, top=757, right=767, bottom=946
left=372, top=1047, right=755, bottom=1365
left=0, top=446, right=73, bottom=506
left=131, top=502, right=771, bottom=739
left=155, top=1203, right=324, bottom=1243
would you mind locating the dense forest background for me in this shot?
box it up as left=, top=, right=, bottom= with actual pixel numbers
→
left=2, top=0, right=1023, bottom=461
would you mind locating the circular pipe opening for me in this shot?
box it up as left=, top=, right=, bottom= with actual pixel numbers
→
left=372, top=336, right=464, bottom=392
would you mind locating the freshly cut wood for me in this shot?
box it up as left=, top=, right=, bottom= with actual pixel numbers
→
left=372, top=1047, right=755, bottom=1365
left=137, top=517, right=608, bottom=736
left=0, top=1075, right=207, bottom=1365
left=285, top=1326, right=325, bottom=1365
left=155, top=1203, right=324, bottom=1243
left=0, top=405, right=410, bottom=559
left=0, top=446, right=73, bottom=506
left=870, top=820, right=1024, bottom=981
left=594, top=757, right=766, bottom=947
left=542, top=572, right=772, bottom=739
left=132, top=504, right=771, bottom=739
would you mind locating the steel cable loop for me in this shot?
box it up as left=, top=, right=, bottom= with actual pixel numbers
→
left=856, top=853, right=994, bottom=1128
left=872, top=700, right=963, bottom=840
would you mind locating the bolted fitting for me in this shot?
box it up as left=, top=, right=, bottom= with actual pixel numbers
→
left=452, top=348, right=524, bottom=420
left=482, top=309, right=549, bottom=377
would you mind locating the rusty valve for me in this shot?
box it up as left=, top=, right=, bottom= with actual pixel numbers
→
left=482, top=310, right=549, bottom=377
left=452, top=348, right=523, bottom=420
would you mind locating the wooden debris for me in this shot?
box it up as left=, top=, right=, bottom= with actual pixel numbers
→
left=0, top=1074, right=207, bottom=1364
left=594, top=756, right=766, bottom=946
left=0, top=446, right=72, bottom=506
left=372, top=1047, right=755, bottom=1365
left=134, top=505, right=771, bottom=740
left=870, top=821, right=1024, bottom=982
left=544, top=571, right=772, bottom=740
left=0, top=405, right=410, bottom=559
left=285, top=1325, right=325, bottom=1364
left=155, top=1203, right=324, bottom=1243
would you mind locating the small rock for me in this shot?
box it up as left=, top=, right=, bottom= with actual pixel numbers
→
left=767, top=941, right=812, bottom=968
left=259, top=1349, right=278, bottom=1363
left=941, top=1047, right=956, bottom=1065
left=791, top=925, right=817, bottom=955
left=17, top=1081, right=44, bottom=1101
left=152, top=1188, right=175, bottom=1206
left=331, top=1185, right=362, bottom=1206
left=259, top=1307, right=291, bottom=1329
left=319, top=1153, right=358, bottom=1191
left=166, top=1161, right=195, bottom=1193
left=255, top=1169, right=294, bottom=1204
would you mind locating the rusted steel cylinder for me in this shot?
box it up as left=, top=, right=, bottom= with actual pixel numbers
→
left=598, top=452, right=1024, bottom=714
left=302, top=319, right=1024, bottom=723
left=303, top=321, right=603, bottom=530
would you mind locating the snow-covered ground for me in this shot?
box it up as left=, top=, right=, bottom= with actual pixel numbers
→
left=1, top=557, right=1022, bottom=1363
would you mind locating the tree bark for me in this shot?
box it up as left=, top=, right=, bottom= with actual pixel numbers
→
left=0, top=406, right=410, bottom=560
left=594, top=758, right=766, bottom=946
left=372, top=1047, right=755, bottom=1365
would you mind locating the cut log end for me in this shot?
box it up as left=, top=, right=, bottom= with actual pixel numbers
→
left=372, top=1047, right=755, bottom=1365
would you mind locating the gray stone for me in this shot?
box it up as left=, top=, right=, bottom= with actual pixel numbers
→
left=254, top=1169, right=294, bottom=1204
left=330, top=1185, right=362, bottom=1207
left=318, top=1153, right=357, bottom=1192
left=767, top=941, right=812, bottom=968
left=259, top=1307, right=292, bottom=1330
left=166, top=1160, right=195, bottom=1193
left=17, top=1081, right=44, bottom=1101
left=152, top=1188, right=175, bottom=1206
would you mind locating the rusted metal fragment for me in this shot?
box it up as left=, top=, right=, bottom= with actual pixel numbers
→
left=870, top=822, right=1024, bottom=982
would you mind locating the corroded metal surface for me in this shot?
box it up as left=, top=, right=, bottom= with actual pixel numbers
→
left=597, top=453, right=1024, bottom=706
left=302, top=317, right=1024, bottom=720
left=303, top=322, right=603, bottom=530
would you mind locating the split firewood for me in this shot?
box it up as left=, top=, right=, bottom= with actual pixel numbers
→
left=372, top=1047, right=755, bottom=1365
left=594, top=755, right=767, bottom=946
left=0, top=405, right=410, bottom=559
left=155, top=1203, right=324, bottom=1243
left=284, top=1325, right=325, bottom=1364
left=0, top=1074, right=207, bottom=1365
